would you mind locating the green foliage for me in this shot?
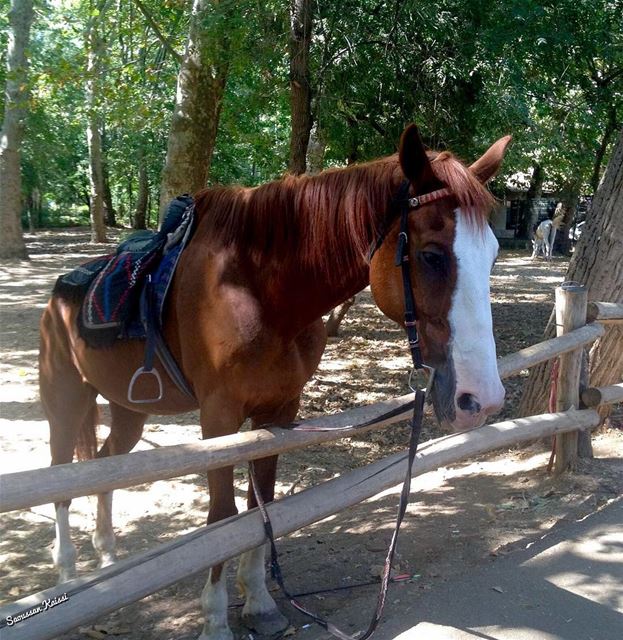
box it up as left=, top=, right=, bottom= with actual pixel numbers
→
left=13, top=0, right=623, bottom=228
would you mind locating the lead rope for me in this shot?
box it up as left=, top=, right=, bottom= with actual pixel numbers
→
left=249, top=183, right=430, bottom=639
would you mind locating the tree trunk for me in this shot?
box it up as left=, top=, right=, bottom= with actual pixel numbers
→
left=523, top=163, right=543, bottom=240
left=134, top=146, right=149, bottom=229
left=288, top=0, right=313, bottom=175
left=590, top=106, right=618, bottom=193
left=0, top=0, right=33, bottom=260
left=158, top=0, right=230, bottom=218
left=555, top=180, right=581, bottom=256
left=85, top=1, right=108, bottom=243
left=519, top=128, right=623, bottom=427
left=306, top=122, right=325, bottom=175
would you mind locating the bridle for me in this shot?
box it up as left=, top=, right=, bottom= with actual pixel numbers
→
left=249, top=179, right=456, bottom=639
left=391, top=180, right=452, bottom=371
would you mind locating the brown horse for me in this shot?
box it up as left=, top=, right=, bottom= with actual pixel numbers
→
left=39, top=124, right=509, bottom=639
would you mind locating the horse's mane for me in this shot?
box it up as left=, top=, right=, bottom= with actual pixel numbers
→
left=194, top=151, right=494, bottom=276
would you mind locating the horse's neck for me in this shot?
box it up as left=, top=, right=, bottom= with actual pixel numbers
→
left=260, top=160, right=400, bottom=331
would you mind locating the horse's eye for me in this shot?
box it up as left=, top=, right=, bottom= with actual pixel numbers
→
left=420, top=250, right=447, bottom=272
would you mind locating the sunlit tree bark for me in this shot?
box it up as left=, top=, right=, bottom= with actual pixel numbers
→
left=158, top=0, right=230, bottom=218
left=288, top=0, right=313, bottom=175
left=0, top=0, right=33, bottom=260
left=85, top=0, right=109, bottom=242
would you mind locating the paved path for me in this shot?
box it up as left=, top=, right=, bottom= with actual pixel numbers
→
left=300, top=497, right=622, bottom=640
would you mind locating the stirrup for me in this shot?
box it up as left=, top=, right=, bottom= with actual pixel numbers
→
left=128, top=366, right=163, bottom=404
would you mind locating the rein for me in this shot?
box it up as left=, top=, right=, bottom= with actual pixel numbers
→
left=250, top=180, right=452, bottom=639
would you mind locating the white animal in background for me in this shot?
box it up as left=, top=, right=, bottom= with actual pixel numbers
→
left=531, top=218, right=560, bottom=260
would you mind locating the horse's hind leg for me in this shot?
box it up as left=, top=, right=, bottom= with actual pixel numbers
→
left=49, top=397, right=97, bottom=583
left=92, top=402, right=147, bottom=568
left=236, top=398, right=300, bottom=636
left=41, top=365, right=98, bottom=582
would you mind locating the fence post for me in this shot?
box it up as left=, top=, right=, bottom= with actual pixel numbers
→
left=554, top=283, right=588, bottom=473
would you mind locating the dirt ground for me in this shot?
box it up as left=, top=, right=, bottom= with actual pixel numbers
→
left=0, top=228, right=621, bottom=640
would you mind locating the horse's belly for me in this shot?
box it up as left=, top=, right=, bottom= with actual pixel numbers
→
left=58, top=303, right=198, bottom=415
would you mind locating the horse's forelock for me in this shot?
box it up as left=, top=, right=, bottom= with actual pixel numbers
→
left=429, top=151, right=496, bottom=224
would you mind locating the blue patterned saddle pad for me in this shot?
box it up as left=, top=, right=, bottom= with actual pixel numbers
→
left=53, top=196, right=195, bottom=348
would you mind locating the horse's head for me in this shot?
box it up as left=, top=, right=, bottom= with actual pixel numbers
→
left=370, top=124, right=511, bottom=431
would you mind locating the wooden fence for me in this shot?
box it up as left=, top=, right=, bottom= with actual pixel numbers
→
left=0, top=289, right=621, bottom=640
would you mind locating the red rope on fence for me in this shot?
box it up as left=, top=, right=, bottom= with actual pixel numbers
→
left=546, top=358, right=561, bottom=474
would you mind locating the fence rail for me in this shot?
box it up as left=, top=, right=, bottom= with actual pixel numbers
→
left=581, top=382, right=623, bottom=407
left=0, top=321, right=608, bottom=514
left=586, top=301, right=623, bottom=323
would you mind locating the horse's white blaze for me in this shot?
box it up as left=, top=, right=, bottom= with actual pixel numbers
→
left=449, top=212, right=505, bottom=428
left=52, top=504, right=77, bottom=584
left=92, top=491, right=116, bottom=568
left=199, top=565, right=234, bottom=640
left=237, top=544, right=279, bottom=616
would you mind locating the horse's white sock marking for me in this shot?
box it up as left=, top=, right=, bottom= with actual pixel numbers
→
left=198, top=564, right=233, bottom=640
left=52, top=504, right=77, bottom=584
left=449, top=212, right=505, bottom=427
left=237, top=544, right=279, bottom=617
left=92, top=492, right=116, bottom=568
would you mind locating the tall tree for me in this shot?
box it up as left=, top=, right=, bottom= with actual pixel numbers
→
left=85, top=0, right=109, bottom=242
left=158, top=0, right=231, bottom=217
left=520, top=128, right=623, bottom=425
left=288, top=0, right=312, bottom=175
left=0, top=0, right=34, bottom=260
left=134, top=143, right=148, bottom=229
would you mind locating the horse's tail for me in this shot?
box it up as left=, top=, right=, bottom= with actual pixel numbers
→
left=75, top=402, right=100, bottom=461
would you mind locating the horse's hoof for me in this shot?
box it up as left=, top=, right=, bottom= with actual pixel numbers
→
left=56, top=569, right=76, bottom=585
left=98, top=553, right=116, bottom=569
left=241, top=609, right=289, bottom=637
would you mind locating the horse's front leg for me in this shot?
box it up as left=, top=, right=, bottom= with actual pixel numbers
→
left=199, top=466, right=239, bottom=640
left=236, top=399, right=300, bottom=636
left=198, top=397, right=244, bottom=640
left=238, top=456, right=289, bottom=635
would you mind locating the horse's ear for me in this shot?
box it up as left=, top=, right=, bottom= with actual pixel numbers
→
left=469, top=135, right=512, bottom=184
left=399, top=124, right=436, bottom=189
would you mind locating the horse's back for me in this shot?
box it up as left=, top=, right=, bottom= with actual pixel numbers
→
left=40, top=238, right=327, bottom=420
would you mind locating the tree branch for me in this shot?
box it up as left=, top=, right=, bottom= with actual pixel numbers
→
left=600, top=67, right=623, bottom=87
left=133, top=0, right=182, bottom=65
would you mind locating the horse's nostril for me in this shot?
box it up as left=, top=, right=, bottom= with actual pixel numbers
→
left=457, top=393, right=481, bottom=415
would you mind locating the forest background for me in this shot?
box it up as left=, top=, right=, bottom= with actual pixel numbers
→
left=1, top=0, right=621, bottom=248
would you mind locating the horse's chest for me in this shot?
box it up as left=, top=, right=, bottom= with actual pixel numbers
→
left=229, top=321, right=326, bottom=409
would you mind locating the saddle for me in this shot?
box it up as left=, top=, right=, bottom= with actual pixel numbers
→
left=53, top=196, right=196, bottom=400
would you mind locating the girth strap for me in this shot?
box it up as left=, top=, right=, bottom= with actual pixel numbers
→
left=127, top=276, right=195, bottom=403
